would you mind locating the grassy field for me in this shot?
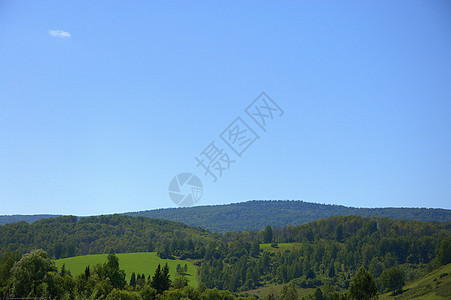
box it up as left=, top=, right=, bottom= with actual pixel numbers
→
left=55, top=252, right=197, bottom=287
left=379, top=263, right=451, bottom=299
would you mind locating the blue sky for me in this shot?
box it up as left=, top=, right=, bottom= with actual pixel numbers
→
left=1, top=1, right=450, bottom=215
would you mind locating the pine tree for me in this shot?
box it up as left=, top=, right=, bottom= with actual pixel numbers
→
left=104, top=253, right=126, bottom=289
left=176, top=263, right=181, bottom=274
left=151, top=263, right=171, bottom=294
left=130, top=272, right=136, bottom=287
left=84, top=266, right=90, bottom=279
left=151, top=264, right=162, bottom=293
left=161, top=263, right=171, bottom=292
left=349, top=267, right=378, bottom=300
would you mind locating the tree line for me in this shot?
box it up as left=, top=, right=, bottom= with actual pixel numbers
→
left=126, top=200, right=451, bottom=233
left=0, top=214, right=212, bottom=259
left=1, top=247, right=441, bottom=300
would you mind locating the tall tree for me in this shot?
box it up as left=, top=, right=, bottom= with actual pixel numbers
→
left=348, top=267, right=378, bottom=300
left=335, top=224, right=344, bottom=242
left=161, top=263, right=171, bottom=292
left=381, top=267, right=405, bottom=295
left=130, top=272, right=136, bottom=287
left=84, top=266, right=90, bottom=279
left=151, top=263, right=171, bottom=294
left=9, top=249, right=56, bottom=297
left=104, top=253, right=126, bottom=289
left=173, top=274, right=189, bottom=289
left=263, top=225, right=273, bottom=243
left=0, top=250, right=21, bottom=288
left=437, top=237, right=451, bottom=265
left=151, top=264, right=162, bottom=293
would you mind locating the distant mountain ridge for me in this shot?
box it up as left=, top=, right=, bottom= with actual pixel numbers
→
left=1, top=200, right=450, bottom=232
left=0, top=214, right=62, bottom=226
left=125, top=200, right=451, bottom=232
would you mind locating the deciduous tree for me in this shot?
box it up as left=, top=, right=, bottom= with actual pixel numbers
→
left=348, top=267, right=378, bottom=300
left=263, top=225, right=273, bottom=243
left=381, top=267, right=404, bottom=295
left=9, top=249, right=56, bottom=297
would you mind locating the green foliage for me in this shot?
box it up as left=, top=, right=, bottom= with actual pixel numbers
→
left=437, top=237, right=451, bottom=265
left=130, top=272, right=136, bottom=287
left=378, top=263, right=451, bottom=299
left=199, top=216, right=449, bottom=293
left=335, top=224, right=344, bottom=242
left=380, top=267, right=405, bottom=295
left=348, top=267, right=378, bottom=299
left=263, top=225, right=273, bottom=243
left=9, top=249, right=57, bottom=297
left=279, top=285, right=298, bottom=300
left=106, top=288, right=142, bottom=300
left=140, top=285, right=157, bottom=300
left=151, top=263, right=171, bottom=294
left=173, top=274, right=189, bottom=289
left=313, top=287, right=325, bottom=300
left=94, top=253, right=127, bottom=289
left=125, top=200, right=451, bottom=233
left=0, top=214, right=211, bottom=259
left=1, top=213, right=450, bottom=299
left=0, top=250, right=20, bottom=288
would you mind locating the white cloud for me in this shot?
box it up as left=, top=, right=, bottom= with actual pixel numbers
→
left=48, top=29, right=71, bottom=38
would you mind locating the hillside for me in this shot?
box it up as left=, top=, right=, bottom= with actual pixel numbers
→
left=1, top=213, right=450, bottom=299
left=379, top=263, right=451, bottom=299
left=125, top=200, right=451, bottom=232
left=0, top=214, right=213, bottom=258
left=1, top=200, right=450, bottom=233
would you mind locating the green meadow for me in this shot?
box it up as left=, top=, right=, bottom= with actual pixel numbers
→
left=260, top=243, right=297, bottom=248
left=55, top=252, right=197, bottom=287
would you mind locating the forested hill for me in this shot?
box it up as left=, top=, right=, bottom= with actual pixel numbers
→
left=0, top=214, right=61, bottom=225
left=1, top=200, right=450, bottom=232
left=125, top=200, right=451, bottom=233
left=0, top=214, right=213, bottom=259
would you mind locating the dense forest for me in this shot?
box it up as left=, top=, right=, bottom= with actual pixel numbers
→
left=2, top=200, right=450, bottom=232
left=0, top=215, right=213, bottom=259
left=126, top=200, right=451, bottom=232
left=197, top=216, right=451, bottom=293
left=1, top=214, right=450, bottom=299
